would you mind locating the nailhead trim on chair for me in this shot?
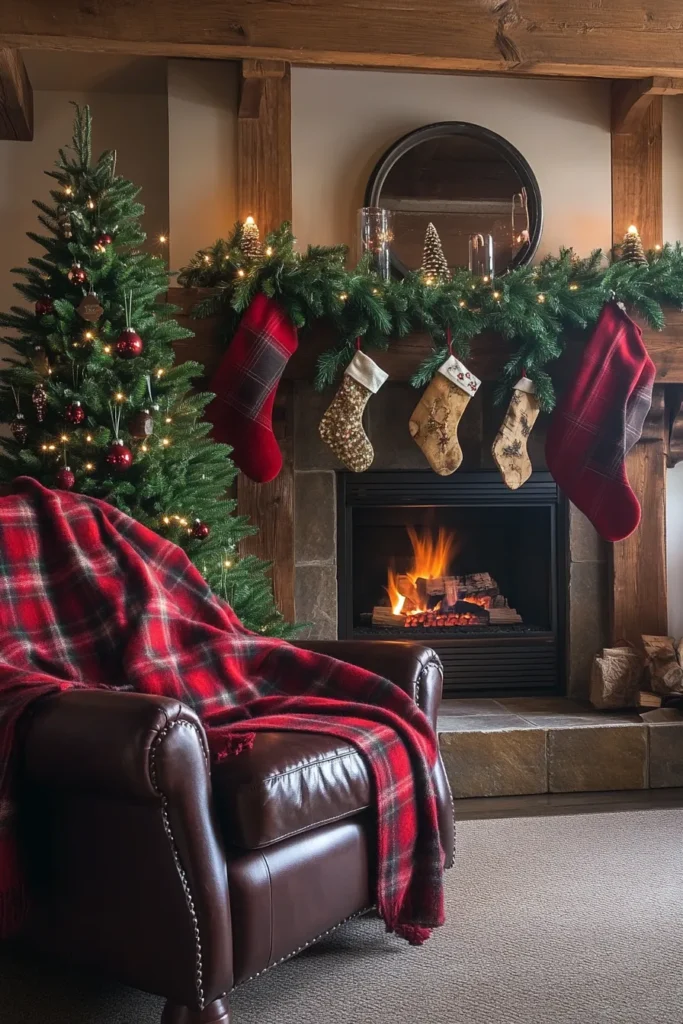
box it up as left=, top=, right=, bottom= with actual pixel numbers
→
left=417, top=657, right=457, bottom=870
left=150, top=720, right=208, bottom=1012
left=234, top=906, right=376, bottom=989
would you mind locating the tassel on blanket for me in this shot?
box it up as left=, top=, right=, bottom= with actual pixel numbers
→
left=211, top=732, right=256, bottom=763
left=394, top=923, right=432, bottom=946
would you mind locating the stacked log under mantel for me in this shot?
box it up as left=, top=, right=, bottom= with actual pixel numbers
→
left=371, top=572, right=523, bottom=628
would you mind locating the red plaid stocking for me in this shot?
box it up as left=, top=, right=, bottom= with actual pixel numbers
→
left=205, top=293, right=298, bottom=482
left=545, top=301, right=655, bottom=542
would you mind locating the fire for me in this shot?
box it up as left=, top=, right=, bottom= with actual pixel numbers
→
left=386, top=526, right=458, bottom=615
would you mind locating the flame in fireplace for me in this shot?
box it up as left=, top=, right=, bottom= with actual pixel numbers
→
left=386, top=527, right=458, bottom=615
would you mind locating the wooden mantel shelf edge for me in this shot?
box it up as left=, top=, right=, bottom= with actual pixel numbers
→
left=169, top=288, right=683, bottom=386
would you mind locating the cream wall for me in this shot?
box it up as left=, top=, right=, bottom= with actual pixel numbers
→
left=291, top=68, right=613, bottom=258
left=0, top=88, right=169, bottom=334
left=167, top=60, right=239, bottom=271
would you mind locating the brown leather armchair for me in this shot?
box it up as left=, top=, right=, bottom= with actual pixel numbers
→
left=18, top=641, right=453, bottom=1024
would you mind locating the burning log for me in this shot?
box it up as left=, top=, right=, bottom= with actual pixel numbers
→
left=396, top=574, right=420, bottom=611
left=488, top=607, right=523, bottom=624
left=371, top=606, right=406, bottom=628
left=456, top=573, right=499, bottom=600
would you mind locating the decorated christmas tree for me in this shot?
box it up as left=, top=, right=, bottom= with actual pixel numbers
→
left=0, top=104, right=294, bottom=637
left=421, top=222, right=451, bottom=282
left=620, top=225, right=648, bottom=266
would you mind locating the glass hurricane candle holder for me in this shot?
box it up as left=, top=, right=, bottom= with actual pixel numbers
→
left=468, top=233, right=494, bottom=278
left=358, top=207, right=394, bottom=281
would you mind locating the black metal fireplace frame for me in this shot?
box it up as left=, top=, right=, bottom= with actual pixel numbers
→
left=337, top=470, right=567, bottom=698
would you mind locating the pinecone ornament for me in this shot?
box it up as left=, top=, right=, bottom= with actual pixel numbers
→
left=10, top=414, right=28, bottom=445
left=32, top=383, right=48, bottom=422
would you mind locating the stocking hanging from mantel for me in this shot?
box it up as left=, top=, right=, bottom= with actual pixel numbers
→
left=492, top=375, right=540, bottom=491
left=318, top=343, right=389, bottom=472
left=409, top=336, right=481, bottom=476
left=545, top=300, right=655, bottom=542
left=205, top=292, right=298, bottom=484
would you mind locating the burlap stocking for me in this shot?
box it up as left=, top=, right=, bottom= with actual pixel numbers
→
left=319, top=349, right=388, bottom=472
left=409, top=355, right=481, bottom=475
left=492, top=377, right=541, bottom=490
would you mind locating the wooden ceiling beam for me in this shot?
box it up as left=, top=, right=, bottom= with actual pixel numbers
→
left=612, top=76, right=683, bottom=134
left=4, top=1, right=683, bottom=79
left=0, top=48, right=33, bottom=140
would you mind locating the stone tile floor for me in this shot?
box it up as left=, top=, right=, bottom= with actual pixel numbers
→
left=437, top=696, right=683, bottom=800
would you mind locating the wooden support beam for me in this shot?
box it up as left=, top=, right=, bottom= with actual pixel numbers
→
left=610, top=84, right=666, bottom=645
left=611, top=388, right=668, bottom=645
left=5, top=1, right=683, bottom=79
left=236, top=61, right=294, bottom=622
left=238, top=60, right=287, bottom=120
left=0, top=48, right=32, bottom=140
left=612, top=77, right=683, bottom=134
left=237, top=60, right=291, bottom=233
left=611, top=90, right=663, bottom=252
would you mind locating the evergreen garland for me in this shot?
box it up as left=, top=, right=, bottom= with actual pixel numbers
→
left=179, top=223, right=683, bottom=412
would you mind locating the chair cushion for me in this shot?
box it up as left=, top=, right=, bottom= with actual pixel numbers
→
left=212, top=731, right=372, bottom=849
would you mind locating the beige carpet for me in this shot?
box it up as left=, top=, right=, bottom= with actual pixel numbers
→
left=3, top=809, right=683, bottom=1024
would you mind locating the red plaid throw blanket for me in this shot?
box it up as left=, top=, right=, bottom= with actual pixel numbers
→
left=0, top=478, right=445, bottom=943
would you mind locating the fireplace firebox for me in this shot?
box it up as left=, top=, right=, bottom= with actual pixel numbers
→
left=337, top=471, right=567, bottom=697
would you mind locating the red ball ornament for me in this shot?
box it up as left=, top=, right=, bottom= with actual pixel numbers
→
left=94, top=233, right=113, bottom=251
left=106, top=439, right=134, bottom=472
left=115, top=327, right=144, bottom=359
left=35, top=296, right=54, bottom=316
left=65, top=400, right=86, bottom=425
left=68, top=263, right=88, bottom=285
left=56, top=466, right=76, bottom=491
left=191, top=519, right=211, bottom=540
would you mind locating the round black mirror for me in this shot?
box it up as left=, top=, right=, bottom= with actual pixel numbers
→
left=365, top=122, right=543, bottom=279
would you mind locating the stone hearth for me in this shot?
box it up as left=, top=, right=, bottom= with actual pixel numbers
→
left=293, top=379, right=609, bottom=700
left=439, top=697, right=683, bottom=800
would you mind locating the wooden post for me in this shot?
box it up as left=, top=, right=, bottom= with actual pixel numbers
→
left=611, top=388, right=668, bottom=643
left=611, top=80, right=665, bottom=250
left=610, top=80, right=667, bottom=642
left=0, top=48, right=32, bottom=140
left=237, top=60, right=292, bottom=233
left=236, top=59, right=295, bottom=621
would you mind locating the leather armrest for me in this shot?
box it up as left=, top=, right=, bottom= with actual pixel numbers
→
left=295, top=641, right=443, bottom=729
left=21, top=689, right=233, bottom=1006
left=23, top=689, right=203, bottom=801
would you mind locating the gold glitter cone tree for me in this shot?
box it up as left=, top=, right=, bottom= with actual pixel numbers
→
left=240, top=216, right=262, bottom=259
left=620, top=225, right=648, bottom=266
left=421, top=222, right=451, bottom=282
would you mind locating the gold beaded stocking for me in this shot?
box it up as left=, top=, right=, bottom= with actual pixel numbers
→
left=319, top=349, right=389, bottom=472
left=492, top=377, right=540, bottom=490
left=409, top=355, right=481, bottom=475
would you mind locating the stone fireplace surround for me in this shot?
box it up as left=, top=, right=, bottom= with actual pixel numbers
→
left=292, top=378, right=608, bottom=701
